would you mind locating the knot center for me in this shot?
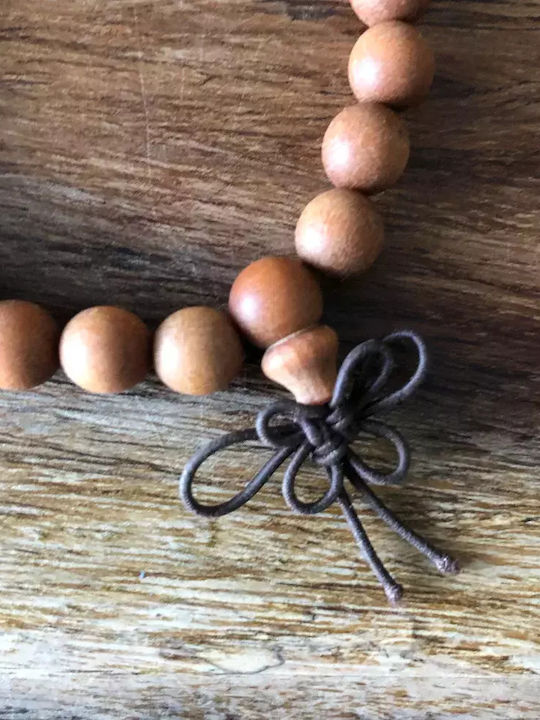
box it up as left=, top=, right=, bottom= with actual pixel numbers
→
left=300, top=409, right=353, bottom=468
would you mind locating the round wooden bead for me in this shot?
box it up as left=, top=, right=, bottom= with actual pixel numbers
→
left=350, top=0, right=431, bottom=26
left=154, top=306, right=244, bottom=395
left=60, top=306, right=150, bottom=393
left=0, top=300, right=59, bottom=390
left=322, top=103, right=409, bottom=193
left=262, top=326, right=339, bottom=405
left=229, top=256, right=323, bottom=348
left=295, top=188, right=384, bottom=277
left=348, top=21, right=435, bottom=108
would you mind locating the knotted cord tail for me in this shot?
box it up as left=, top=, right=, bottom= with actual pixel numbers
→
left=347, top=461, right=460, bottom=574
left=338, top=489, right=403, bottom=604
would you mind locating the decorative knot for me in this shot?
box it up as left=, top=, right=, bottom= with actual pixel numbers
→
left=180, top=330, right=459, bottom=604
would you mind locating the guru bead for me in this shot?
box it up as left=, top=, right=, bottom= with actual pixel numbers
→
left=0, top=300, right=59, bottom=390
left=295, top=188, right=384, bottom=277
left=229, top=256, right=323, bottom=348
left=349, top=0, right=432, bottom=26
left=60, top=306, right=150, bottom=393
left=154, top=306, right=244, bottom=395
left=348, top=21, right=435, bottom=108
left=322, top=103, right=409, bottom=193
left=262, top=326, right=339, bottom=405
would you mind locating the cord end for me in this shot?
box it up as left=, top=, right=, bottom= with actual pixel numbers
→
left=384, top=582, right=404, bottom=605
left=435, top=555, right=460, bottom=575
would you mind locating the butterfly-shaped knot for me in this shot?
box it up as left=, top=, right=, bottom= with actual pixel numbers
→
left=180, top=330, right=459, bottom=604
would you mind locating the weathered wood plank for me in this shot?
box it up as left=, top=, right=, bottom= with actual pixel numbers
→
left=0, top=0, right=539, bottom=717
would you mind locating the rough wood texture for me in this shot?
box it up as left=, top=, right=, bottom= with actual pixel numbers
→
left=1, top=1, right=539, bottom=717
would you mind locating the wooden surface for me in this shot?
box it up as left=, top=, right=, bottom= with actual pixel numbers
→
left=1, top=1, right=539, bottom=717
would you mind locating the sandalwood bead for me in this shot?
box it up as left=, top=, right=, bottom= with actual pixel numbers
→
left=229, top=256, right=323, bottom=348
left=0, top=300, right=59, bottom=390
left=348, top=21, right=435, bottom=108
left=262, top=326, right=339, bottom=405
left=154, top=307, right=244, bottom=395
left=60, top=306, right=150, bottom=393
left=322, top=103, right=409, bottom=193
left=350, top=0, right=431, bottom=26
left=295, top=189, right=384, bottom=277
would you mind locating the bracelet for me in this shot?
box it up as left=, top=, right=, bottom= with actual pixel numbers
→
left=0, top=0, right=459, bottom=604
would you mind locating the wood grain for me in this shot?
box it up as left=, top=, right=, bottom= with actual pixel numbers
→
left=0, top=0, right=539, bottom=717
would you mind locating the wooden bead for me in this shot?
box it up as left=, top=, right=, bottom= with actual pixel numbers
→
left=322, top=103, right=409, bottom=193
left=229, top=256, right=323, bottom=348
left=295, top=188, right=384, bottom=277
left=348, top=21, right=435, bottom=108
left=350, top=0, right=431, bottom=26
left=154, top=306, right=244, bottom=395
left=262, top=326, right=339, bottom=405
left=0, top=300, right=59, bottom=390
left=60, top=306, right=150, bottom=393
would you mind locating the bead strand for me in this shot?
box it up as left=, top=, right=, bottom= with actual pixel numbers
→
left=296, top=0, right=434, bottom=278
left=0, top=0, right=435, bottom=405
left=231, top=1, right=436, bottom=401
left=0, top=299, right=246, bottom=396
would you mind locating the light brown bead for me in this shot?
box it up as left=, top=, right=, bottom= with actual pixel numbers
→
left=262, top=326, right=339, bottom=405
left=350, top=0, right=431, bottom=26
left=295, top=189, right=384, bottom=277
left=348, top=21, right=435, bottom=108
left=229, top=256, right=323, bottom=348
left=0, top=300, right=59, bottom=390
left=322, top=103, right=409, bottom=193
left=60, top=306, right=150, bottom=393
left=154, top=306, right=244, bottom=395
